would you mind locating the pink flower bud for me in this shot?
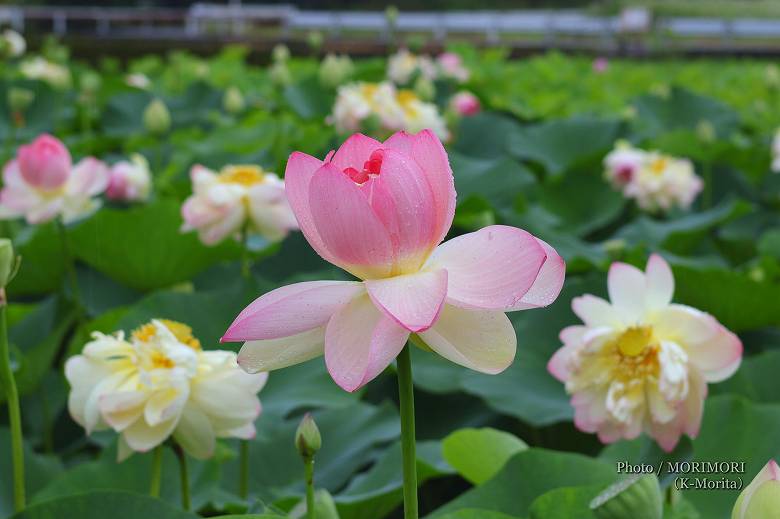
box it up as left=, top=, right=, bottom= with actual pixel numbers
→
left=17, top=134, right=71, bottom=190
left=451, top=91, right=481, bottom=116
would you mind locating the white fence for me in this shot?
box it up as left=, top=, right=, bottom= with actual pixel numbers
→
left=2, top=4, right=780, bottom=42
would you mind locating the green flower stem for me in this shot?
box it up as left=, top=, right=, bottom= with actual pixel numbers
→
left=239, top=439, right=249, bottom=500
left=240, top=226, right=251, bottom=279
left=702, top=160, right=713, bottom=209
left=304, top=456, right=315, bottom=519
left=56, top=220, right=83, bottom=317
left=0, top=296, right=25, bottom=511
left=396, top=344, right=418, bottom=519
left=149, top=445, right=163, bottom=498
left=173, top=444, right=191, bottom=511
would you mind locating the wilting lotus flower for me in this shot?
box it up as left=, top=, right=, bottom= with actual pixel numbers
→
left=106, top=154, right=152, bottom=202
left=548, top=254, right=742, bottom=451
left=222, top=131, right=565, bottom=392
left=0, top=134, right=109, bottom=224
left=65, top=319, right=266, bottom=460
left=450, top=91, right=481, bottom=116
left=733, top=460, right=780, bottom=519
left=181, top=164, right=298, bottom=246
left=604, top=142, right=702, bottom=212
left=436, top=52, right=469, bottom=82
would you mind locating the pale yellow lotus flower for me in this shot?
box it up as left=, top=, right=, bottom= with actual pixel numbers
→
left=65, top=319, right=267, bottom=460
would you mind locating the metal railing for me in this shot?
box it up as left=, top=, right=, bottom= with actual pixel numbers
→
left=2, top=4, right=780, bottom=49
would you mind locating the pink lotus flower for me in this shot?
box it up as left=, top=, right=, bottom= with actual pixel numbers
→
left=450, top=91, right=481, bottom=116
left=180, top=164, right=298, bottom=246
left=548, top=254, right=742, bottom=452
left=437, top=52, right=469, bottom=82
left=0, top=134, right=109, bottom=224
left=106, top=154, right=151, bottom=202
left=222, top=130, right=565, bottom=392
left=593, top=57, right=609, bottom=73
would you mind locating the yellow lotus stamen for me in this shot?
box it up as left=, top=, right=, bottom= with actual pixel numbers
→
left=219, top=165, right=266, bottom=186
left=616, top=326, right=654, bottom=357
left=649, top=157, right=668, bottom=175
left=150, top=351, right=175, bottom=369
left=397, top=89, right=420, bottom=117
left=609, top=326, right=660, bottom=383
left=132, top=319, right=202, bottom=351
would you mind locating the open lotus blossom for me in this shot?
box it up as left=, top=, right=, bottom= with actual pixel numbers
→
left=604, top=142, right=703, bottom=212
left=330, top=82, right=449, bottom=142
left=180, top=164, right=298, bottom=246
left=0, top=29, right=26, bottom=58
left=125, top=73, right=151, bottom=90
left=387, top=49, right=436, bottom=85
left=20, top=57, right=72, bottom=90
left=436, top=52, right=469, bottom=82
left=450, top=91, right=481, bottom=117
left=604, top=140, right=646, bottom=187
left=65, top=319, right=267, bottom=461
left=771, top=128, right=780, bottom=173
left=733, top=460, right=780, bottom=519
left=106, top=153, right=152, bottom=202
left=0, top=134, right=109, bottom=224
left=548, top=254, right=742, bottom=452
left=222, top=130, right=565, bottom=392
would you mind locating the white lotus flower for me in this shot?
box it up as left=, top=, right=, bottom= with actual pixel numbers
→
left=20, top=57, right=71, bottom=89
left=180, top=164, right=298, bottom=246
left=65, top=319, right=267, bottom=460
left=1, top=29, right=26, bottom=58
left=548, top=255, right=742, bottom=452
left=604, top=142, right=703, bottom=212
left=106, top=154, right=152, bottom=202
left=330, top=81, right=449, bottom=142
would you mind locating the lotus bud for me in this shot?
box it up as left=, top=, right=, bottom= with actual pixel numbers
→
left=307, top=31, right=324, bottom=53
left=0, top=239, right=20, bottom=298
left=765, top=65, right=780, bottom=90
left=590, top=474, right=663, bottom=519
left=696, top=119, right=716, bottom=144
left=621, top=106, right=637, bottom=120
left=319, top=54, right=353, bottom=88
left=295, top=413, right=321, bottom=460
left=733, top=460, right=780, bottom=519
left=80, top=70, right=102, bottom=94
left=414, top=76, right=435, bottom=101
left=650, top=83, right=670, bottom=99
left=223, top=86, right=245, bottom=114
left=450, top=91, right=481, bottom=116
left=143, top=98, right=171, bottom=135
left=269, top=62, right=292, bottom=86
left=7, top=87, right=34, bottom=113
left=385, top=5, right=400, bottom=28
left=272, top=44, right=290, bottom=63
